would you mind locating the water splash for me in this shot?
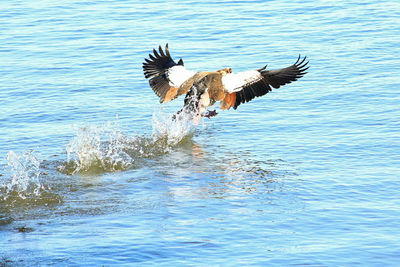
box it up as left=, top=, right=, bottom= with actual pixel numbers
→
left=60, top=121, right=135, bottom=174
left=152, top=106, right=197, bottom=146
left=0, top=150, right=45, bottom=199
left=59, top=110, right=198, bottom=175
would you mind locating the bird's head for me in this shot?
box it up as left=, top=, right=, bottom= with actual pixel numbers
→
left=216, top=68, right=232, bottom=76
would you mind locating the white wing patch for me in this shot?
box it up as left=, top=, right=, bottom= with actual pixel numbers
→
left=167, top=65, right=196, bottom=88
left=222, top=70, right=262, bottom=92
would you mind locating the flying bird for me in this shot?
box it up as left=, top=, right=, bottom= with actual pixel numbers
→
left=143, top=44, right=308, bottom=120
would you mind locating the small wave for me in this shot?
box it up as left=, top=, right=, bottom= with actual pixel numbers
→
left=0, top=150, right=47, bottom=200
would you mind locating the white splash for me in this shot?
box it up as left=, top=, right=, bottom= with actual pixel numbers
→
left=152, top=106, right=196, bottom=146
left=59, top=110, right=200, bottom=175
left=62, top=121, right=134, bottom=174
left=1, top=150, right=45, bottom=199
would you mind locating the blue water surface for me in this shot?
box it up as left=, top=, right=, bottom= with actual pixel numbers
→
left=0, top=0, right=399, bottom=266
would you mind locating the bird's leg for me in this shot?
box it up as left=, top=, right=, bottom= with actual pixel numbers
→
left=172, top=92, right=200, bottom=121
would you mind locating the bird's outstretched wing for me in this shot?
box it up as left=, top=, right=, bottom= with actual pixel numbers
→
left=143, top=44, right=196, bottom=103
left=221, top=56, right=309, bottom=109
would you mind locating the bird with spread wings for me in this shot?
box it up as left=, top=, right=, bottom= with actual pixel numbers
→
left=143, top=44, right=308, bottom=120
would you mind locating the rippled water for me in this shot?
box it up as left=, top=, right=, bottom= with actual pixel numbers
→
left=1, top=0, right=399, bottom=266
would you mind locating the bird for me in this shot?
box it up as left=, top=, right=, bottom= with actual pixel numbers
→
left=143, top=44, right=309, bottom=121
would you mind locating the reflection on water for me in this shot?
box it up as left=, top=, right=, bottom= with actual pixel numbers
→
left=152, top=134, right=291, bottom=203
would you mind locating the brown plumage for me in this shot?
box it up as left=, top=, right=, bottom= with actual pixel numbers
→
left=143, top=44, right=309, bottom=118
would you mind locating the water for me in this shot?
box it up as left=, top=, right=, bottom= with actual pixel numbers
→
left=1, top=0, right=399, bottom=265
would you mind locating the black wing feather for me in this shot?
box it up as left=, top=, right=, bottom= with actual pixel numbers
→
left=142, top=44, right=184, bottom=102
left=262, top=55, right=309, bottom=89
left=234, top=55, right=308, bottom=109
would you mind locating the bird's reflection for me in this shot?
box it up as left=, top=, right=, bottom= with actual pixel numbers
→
left=162, top=139, right=291, bottom=201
